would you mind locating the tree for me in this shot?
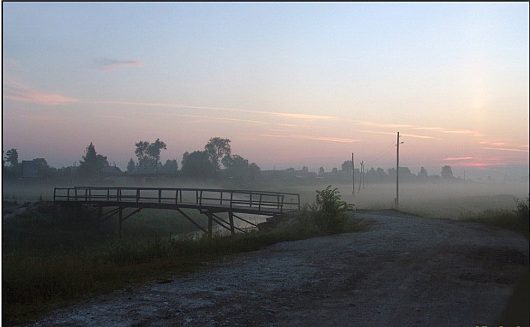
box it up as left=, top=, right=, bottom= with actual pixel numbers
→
left=248, top=162, right=261, bottom=180
left=162, top=159, right=179, bottom=175
left=147, top=138, right=167, bottom=173
left=5, top=148, right=19, bottom=167
left=223, top=154, right=260, bottom=181
left=134, top=139, right=167, bottom=173
left=205, top=137, right=231, bottom=170
left=441, top=165, right=454, bottom=179
left=32, top=158, right=52, bottom=177
left=134, top=141, right=150, bottom=169
left=181, top=151, right=216, bottom=178
left=418, top=167, right=428, bottom=179
left=127, top=158, right=136, bottom=173
left=341, top=160, right=353, bottom=173
left=79, top=142, right=108, bottom=178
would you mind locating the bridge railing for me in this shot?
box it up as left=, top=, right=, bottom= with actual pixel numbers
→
left=53, top=186, right=301, bottom=213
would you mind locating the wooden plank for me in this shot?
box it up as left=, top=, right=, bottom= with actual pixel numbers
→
left=120, top=208, right=142, bottom=222
left=211, top=213, right=244, bottom=233
left=232, top=213, right=258, bottom=227
left=53, top=186, right=301, bottom=216
left=207, top=211, right=213, bottom=239
left=229, top=211, right=235, bottom=235
left=176, top=208, right=207, bottom=233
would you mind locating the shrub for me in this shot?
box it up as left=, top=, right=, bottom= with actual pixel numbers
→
left=310, top=185, right=349, bottom=233
left=461, top=197, right=529, bottom=239
left=514, top=197, right=529, bottom=220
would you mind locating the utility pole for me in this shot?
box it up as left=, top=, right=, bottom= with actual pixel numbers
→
left=358, top=160, right=364, bottom=193
left=363, top=161, right=366, bottom=188
left=352, top=152, right=355, bottom=196
left=395, top=132, right=403, bottom=208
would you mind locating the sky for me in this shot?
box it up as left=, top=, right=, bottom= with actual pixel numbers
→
left=2, top=2, right=529, bottom=175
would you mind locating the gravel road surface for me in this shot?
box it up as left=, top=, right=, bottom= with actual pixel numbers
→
left=31, top=211, right=529, bottom=326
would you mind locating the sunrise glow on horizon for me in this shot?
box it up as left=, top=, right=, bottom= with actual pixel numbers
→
left=2, top=3, right=529, bottom=173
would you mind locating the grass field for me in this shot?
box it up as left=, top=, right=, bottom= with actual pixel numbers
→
left=283, top=181, right=528, bottom=218
left=1, top=193, right=369, bottom=325
left=2, top=179, right=527, bottom=324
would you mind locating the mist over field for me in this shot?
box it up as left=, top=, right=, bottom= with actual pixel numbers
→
left=2, top=2, right=529, bottom=326
left=3, top=174, right=528, bottom=218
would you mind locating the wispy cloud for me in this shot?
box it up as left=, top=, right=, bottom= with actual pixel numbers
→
left=413, top=126, right=444, bottom=131
left=482, top=147, right=529, bottom=153
left=94, top=100, right=335, bottom=121
left=275, top=123, right=311, bottom=128
left=193, top=115, right=268, bottom=125
left=94, top=58, right=143, bottom=71
left=443, top=156, right=473, bottom=161
left=359, top=130, right=434, bottom=139
left=270, top=112, right=336, bottom=120
left=261, top=134, right=358, bottom=144
left=355, top=121, right=413, bottom=129
left=442, top=129, right=483, bottom=137
left=11, top=113, right=61, bottom=123
left=401, top=133, right=436, bottom=140
left=3, top=84, right=78, bottom=105
left=457, top=161, right=502, bottom=168
left=479, top=141, right=506, bottom=147
left=359, top=130, right=395, bottom=136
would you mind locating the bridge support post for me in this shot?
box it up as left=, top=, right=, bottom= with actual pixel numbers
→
left=118, top=206, right=123, bottom=239
left=207, top=211, right=213, bottom=239
left=229, top=211, right=235, bottom=236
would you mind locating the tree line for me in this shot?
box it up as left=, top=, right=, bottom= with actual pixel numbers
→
left=2, top=137, right=261, bottom=183
left=3, top=136, right=460, bottom=184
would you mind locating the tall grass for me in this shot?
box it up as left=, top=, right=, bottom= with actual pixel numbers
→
left=460, top=197, right=529, bottom=238
left=2, top=196, right=369, bottom=325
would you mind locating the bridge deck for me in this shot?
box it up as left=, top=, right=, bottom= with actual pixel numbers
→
left=54, top=186, right=300, bottom=216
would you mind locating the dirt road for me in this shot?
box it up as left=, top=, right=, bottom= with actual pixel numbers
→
left=31, top=211, right=528, bottom=326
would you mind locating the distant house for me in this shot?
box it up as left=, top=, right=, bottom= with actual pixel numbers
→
left=21, top=158, right=50, bottom=178
left=99, top=166, right=123, bottom=177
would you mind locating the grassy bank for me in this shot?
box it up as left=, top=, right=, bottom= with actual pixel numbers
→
left=2, top=199, right=370, bottom=325
left=459, top=197, right=529, bottom=239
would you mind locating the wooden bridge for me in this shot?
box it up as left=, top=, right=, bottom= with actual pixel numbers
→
left=53, top=186, right=301, bottom=237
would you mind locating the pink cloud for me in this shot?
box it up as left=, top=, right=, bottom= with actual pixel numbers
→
left=401, top=133, right=436, bottom=140
left=93, top=99, right=336, bottom=121
left=413, top=126, right=444, bottom=131
left=270, top=112, right=336, bottom=120
left=482, top=147, right=529, bottom=153
left=3, top=84, right=78, bottom=105
left=94, top=58, right=143, bottom=71
left=360, top=130, right=434, bottom=139
left=261, top=133, right=358, bottom=144
left=457, top=162, right=502, bottom=168
left=442, top=129, right=483, bottom=137
left=356, top=121, right=413, bottom=129
left=443, top=156, right=473, bottom=161
left=479, top=141, right=506, bottom=146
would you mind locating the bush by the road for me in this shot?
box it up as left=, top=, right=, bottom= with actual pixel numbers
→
left=310, top=185, right=350, bottom=234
